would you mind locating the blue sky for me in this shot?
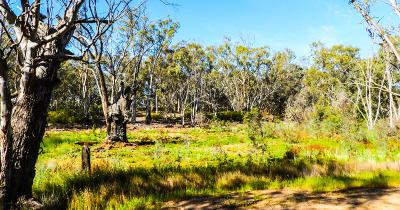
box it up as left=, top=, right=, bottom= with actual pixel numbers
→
left=146, top=0, right=394, bottom=60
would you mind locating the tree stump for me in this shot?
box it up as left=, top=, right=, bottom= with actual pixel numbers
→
left=75, top=142, right=96, bottom=174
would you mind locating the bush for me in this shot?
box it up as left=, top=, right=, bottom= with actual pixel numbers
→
left=151, top=113, right=164, bottom=121
left=310, top=105, right=352, bottom=135
left=48, top=110, right=86, bottom=124
left=211, top=111, right=244, bottom=122
left=244, top=108, right=265, bottom=149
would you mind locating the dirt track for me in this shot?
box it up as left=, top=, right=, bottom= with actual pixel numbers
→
left=163, top=188, right=400, bottom=210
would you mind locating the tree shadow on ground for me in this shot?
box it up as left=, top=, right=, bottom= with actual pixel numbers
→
left=35, top=158, right=397, bottom=209
left=165, top=187, right=400, bottom=209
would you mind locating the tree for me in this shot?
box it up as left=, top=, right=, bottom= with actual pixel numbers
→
left=310, top=42, right=359, bottom=85
left=354, top=58, right=386, bottom=129
left=143, top=18, right=179, bottom=124
left=266, top=49, right=303, bottom=116
left=124, top=9, right=157, bottom=123
left=0, top=0, right=127, bottom=206
left=351, top=0, right=400, bottom=128
left=173, top=42, right=211, bottom=125
left=214, top=40, right=272, bottom=112
left=73, top=3, right=135, bottom=141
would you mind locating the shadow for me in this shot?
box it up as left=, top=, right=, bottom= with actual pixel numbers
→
left=165, top=187, right=400, bottom=210
left=35, top=158, right=398, bottom=209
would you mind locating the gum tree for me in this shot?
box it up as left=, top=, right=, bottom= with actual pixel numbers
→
left=0, top=0, right=126, bottom=207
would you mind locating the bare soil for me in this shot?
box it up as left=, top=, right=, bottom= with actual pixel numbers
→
left=163, top=187, right=400, bottom=210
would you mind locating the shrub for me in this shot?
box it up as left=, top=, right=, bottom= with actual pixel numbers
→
left=151, top=113, right=164, bottom=121
left=244, top=108, right=266, bottom=149
left=48, top=110, right=86, bottom=124
left=184, top=112, right=192, bottom=120
left=310, top=105, right=349, bottom=134
left=213, top=111, right=244, bottom=122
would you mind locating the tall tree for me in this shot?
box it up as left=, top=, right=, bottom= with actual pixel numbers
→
left=0, top=0, right=127, bottom=206
left=351, top=0, right=400, bottom=128
left=143, top=18, right=179, bottom=124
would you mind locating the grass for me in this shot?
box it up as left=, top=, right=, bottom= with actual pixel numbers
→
left=33, top=122, right=400, bottom=209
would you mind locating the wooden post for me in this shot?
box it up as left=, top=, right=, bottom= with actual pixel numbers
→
left=75, top=142, right=96, bottom=174
left=82, top=145, right=91, bottom=173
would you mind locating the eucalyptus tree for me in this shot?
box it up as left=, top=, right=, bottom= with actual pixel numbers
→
left=50, top=60, right=98, bottom=123
left=351, top=0, right=400, bottom=64
left=156, top=48, right=182, bottom=115
left=309, top=43, right=360, bottom=108
left=266, top=49, right=303, bottom=116
left=143, top=18, right=179, bottom=124
left=0, top=0, right=127, bottom=206
left=172, top=42, right=212, bottom=125
left=201, top=56, right=228, bottom=114
left=124, top=9, right=157, bottom=123
left=310, top=42, right=359, bottom=85
left=351, top=0, right=400, bottom=128
left=354, top=57, right=386, bottom=129
left=214, top=40, right=271, bottom=112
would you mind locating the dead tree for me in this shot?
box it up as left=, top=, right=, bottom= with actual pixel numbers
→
left=109, top=82, right=131, bottom=141
left=75, top=5, right=143, bottom=141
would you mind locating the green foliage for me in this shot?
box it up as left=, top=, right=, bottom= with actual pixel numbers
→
left=311, top=42, right=359, bottom=84
left=48, top=110, right=87, bottom=124
left=244, top=108, right=265, bottom=149
left=210, top=111, right=244, bottom=122
left=151, top=113, right=164, bottom=121
left=311, top=105, right=344, bottom=133
left=34, top=122, right=400, bottom=209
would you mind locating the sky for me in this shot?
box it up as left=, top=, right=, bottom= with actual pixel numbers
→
left=146, top=0, right=394, bottom=61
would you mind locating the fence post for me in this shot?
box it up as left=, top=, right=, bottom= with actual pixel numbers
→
left=75, top=142, right=96, bottom=174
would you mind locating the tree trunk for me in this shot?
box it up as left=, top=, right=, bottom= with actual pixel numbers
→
left=94, top=63, right=111, bottom=139
left=82, top=69, right=90, bottom=123
left=387, top=65, right=396, bottom=129
left=385, top=48, right=398, bottom=129
left=0, top=56, right=13, bottom=209
left=181, top=108, right=185, bottom=127
left=145, top=96, right=151, bottom=124
left=131, top=93, right=137, bottom=123
left=81, top=145, right=91, bottom=174
left=155, top=92, right=158, bottom=114
left=10, top=60, right=59, bottom=202
left=145, top=71, right=153, bottom=125
left=109, top=85, right=130, bottom=142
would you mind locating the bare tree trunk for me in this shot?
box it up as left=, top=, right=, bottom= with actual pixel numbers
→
left=81, top=68, right=90, bottom=123
left=109, top=83, right=131, bottom=142
left=145, top=70, right=153, bottom=125
left=181, top=108, right=185, bottom=126
left=191, top=98, right=197, bottom=126
left=145, top=96, right=151, bottom=124
left=356, top=59, right=384, bottom=130
left=130, top=65, right=141, bottom=124
left=384, top=48, right=398, bottom=128
left=177, top=98, right=180, bottom=113
left=93, top=63, right=111, bottom=139
left=387, top=63, right=396, bottom=128
left=0, top=55, right=12, bottom=209
left=155, top=91, right=158, bottom=114
left=131, top=93, right=137, bottom=123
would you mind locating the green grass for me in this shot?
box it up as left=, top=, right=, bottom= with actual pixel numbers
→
left=33, top=122, right=400, bottom=209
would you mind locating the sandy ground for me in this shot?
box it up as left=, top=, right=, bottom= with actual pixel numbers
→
left=163, top=188, right=400, bottom=210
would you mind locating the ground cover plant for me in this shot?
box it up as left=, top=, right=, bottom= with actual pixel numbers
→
left=33, top=120, right=400, bottom=209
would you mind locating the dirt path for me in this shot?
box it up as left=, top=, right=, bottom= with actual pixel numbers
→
left=163, top=187, right=400, bottom=210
